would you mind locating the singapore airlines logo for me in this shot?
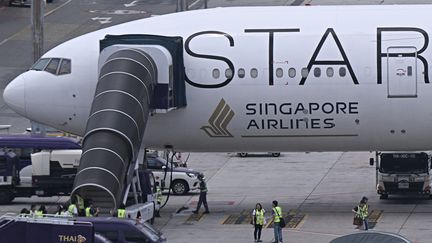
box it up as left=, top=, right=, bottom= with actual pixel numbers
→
left=201, top=99, right=234, bottom=138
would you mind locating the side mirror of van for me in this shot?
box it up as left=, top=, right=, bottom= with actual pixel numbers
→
left=369, top=158, right=374, bottom=166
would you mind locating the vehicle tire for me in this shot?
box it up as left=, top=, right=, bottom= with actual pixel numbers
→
left=380, top=194, right=388, bottom=200
left=238, top=153, right=248, bottom=157
left=271, top=153, right=281, bottom=157
left=0, top=188, right=14, bottom=204
left=171, top=180, right=189, bottom=195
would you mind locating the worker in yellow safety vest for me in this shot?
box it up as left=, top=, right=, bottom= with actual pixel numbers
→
left=272, top=200, right=283, bottom=243
left=252, top=203, right=266, bottom=242
left=68, top=197, right=78, bottom=217
left=155, top=181, right=162, bottom=217
left=85, top=201, right=100, bottom=217
left=352, top=196, right=369, bottom=230
left=117, top=203, right=126, bottom=218
left=35, top=205, right=46, bottom=217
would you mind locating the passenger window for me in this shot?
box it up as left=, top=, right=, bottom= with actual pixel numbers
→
left=313, top=67, right=321, bottom=77
left=98, top=231, right=119, bottom=241
left=225, top=68, right=233, bottom=79
left=238, top=68, right=245, bottom=78
left=288, top=68, right=296, bottom=78
left=301, top=68, right=309, bottom=78
left=275, top=68, right=283, bottom=78
left=326, top=67, right=334, bottom=77
left=58, top=59, right=71, bottom=75
left=44, top=58, right=60, bottom=75
left=212, top=69, right=220, bottom=79
left=31, top=58, right=50, bottom=71
left=124, top=230, right=149, bottom=243
left=250, top=68, right=258, bottom=78
left=339, top=67, right=347, bottom=77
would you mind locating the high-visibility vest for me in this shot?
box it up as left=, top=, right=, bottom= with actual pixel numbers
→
left=85, top=207, right=92, bottom=217
left=199, top=181, right=207, bottom=193
left=358, top=204, right=368, bottom=220
left=117, top=209, right=126, bottom=218
left=273, top=207, right=282, bottom=223
left=254, top=209, right=265, bottom=225
left=68, top=204, right=77, bottom=215
left=156, top=187, right=162, bottom=204
left=35, top=210, right=43, bottom=217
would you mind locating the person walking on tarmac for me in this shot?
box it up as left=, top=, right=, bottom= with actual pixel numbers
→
left=352, top=196, right=369, bottom=230
left=155, top=181, right=162, bottom=217
left=193, top=174, right=209, bottom=214
left=271, top=200, right=283, bottom=243
left=85, top=201, right=100, bottom=217
left=252, top=203, right=266, bottom=242
left=117, top=203, right=127, bottom=218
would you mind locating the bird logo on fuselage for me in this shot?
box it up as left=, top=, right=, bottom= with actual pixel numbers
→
left=201, top=99, right=234, bottom=138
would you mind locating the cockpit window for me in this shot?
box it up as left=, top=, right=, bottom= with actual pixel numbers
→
left=58, top=59, right=71, bottom=75
left=44, top=58, right=61, bottom=74
left=30, top=58, right=50, bottom=71
left=30, top=58, right=71, bottom=75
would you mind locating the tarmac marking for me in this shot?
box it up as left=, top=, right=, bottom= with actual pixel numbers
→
left=267, top=210, right=307, bottom=229
left=0, top=0, right=73, bottom=47
left=189, top=200, right=235, bottom=206
left=221, top=209, right=252, bottom=225
left=188, top=0, right=202, bottom=9
left=368, top=209, right=383, bottom=229
left=185, top=212, right=205, bottom=222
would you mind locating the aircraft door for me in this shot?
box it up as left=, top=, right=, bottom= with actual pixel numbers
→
left=387, top=47, right=417, bottom=98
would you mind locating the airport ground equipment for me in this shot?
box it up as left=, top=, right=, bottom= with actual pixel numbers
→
left=71, top=35, right=186, bottom=213
left=370, top=152, right=432, bottom=199
left=0, top=213, right=166, bottom=243
left=0, top=150, right=81, bottom=204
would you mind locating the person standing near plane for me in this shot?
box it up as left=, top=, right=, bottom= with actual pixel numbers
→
left=252, top=203, right=265, bottom=242
left=272, top=200, right=283, bottom=243
left=85, top=201, right=100, bottom=217
left=68, top=197, right=79, bottom=217
left=193, top=174, right=209, bottom=214
left=117, top=203, right=127, bottom=218
left=29, top=204, right=37, bottom=217
left=155, top=181, right=162, bottom=217
left=352, top=196, right=369, bottom=230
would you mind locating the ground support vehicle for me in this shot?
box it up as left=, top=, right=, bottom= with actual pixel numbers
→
left=146, top=154, right=203, bottom=195
left=371, top=152, right=432, bottom=199
left=0, top=149, right=81, bottom=203
left=0, top=213, right=166, bottom=243
left=237, top=152, right=281, bottom=157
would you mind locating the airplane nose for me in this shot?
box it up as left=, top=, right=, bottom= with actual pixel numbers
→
left=3, top=75, right=26, bottom=116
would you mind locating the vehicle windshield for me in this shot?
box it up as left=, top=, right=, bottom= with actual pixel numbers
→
left=380, top=153, right=429, bottom=173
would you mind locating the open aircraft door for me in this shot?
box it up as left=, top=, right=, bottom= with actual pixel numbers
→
left=387, top=46, right=417, bottom=98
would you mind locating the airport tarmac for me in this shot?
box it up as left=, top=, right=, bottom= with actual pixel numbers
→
left=2, top=0, right=432, bottom=242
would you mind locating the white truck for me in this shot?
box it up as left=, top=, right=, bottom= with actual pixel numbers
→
left=371, top=152, right=432, bottom=199
left=0, top=150, right=82, bottom=203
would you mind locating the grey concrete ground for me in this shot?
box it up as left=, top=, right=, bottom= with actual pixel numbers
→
left=2, top=0, right=432, bottom=242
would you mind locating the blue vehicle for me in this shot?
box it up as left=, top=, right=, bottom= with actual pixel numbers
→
left=0, top=135, right=81, bottom=204
left=0, top=213, right=165, bottom=243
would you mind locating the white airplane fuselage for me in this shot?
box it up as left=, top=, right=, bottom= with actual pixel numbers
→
left=5, top=5, right=432, bottom=152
